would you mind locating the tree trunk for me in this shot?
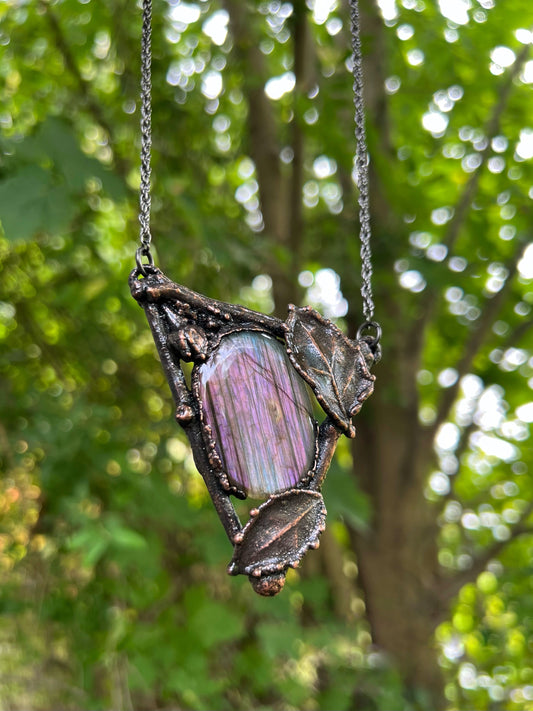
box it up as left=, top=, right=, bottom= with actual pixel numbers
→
left=349, top=362, right=446, bottom=707
left=354, top=533, right=445, bottom=707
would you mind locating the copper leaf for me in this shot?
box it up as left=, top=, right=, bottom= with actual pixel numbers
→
left=228, top=490, right=326, bottom=577
left=285, top=305, right=375, bottom=437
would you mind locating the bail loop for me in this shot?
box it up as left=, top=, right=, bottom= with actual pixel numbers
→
left=136, top=245, right=154, bottom=275
left=356, top=320, right=382, bottom=361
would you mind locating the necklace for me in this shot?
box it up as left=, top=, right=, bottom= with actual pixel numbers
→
left=130, top=0, right=381, bottom=597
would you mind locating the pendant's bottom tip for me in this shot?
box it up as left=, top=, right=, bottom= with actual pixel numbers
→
left=249, top=572, right=286, bottom=597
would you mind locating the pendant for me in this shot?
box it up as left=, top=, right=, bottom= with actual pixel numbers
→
left=130, top=267, right=378, bottom=596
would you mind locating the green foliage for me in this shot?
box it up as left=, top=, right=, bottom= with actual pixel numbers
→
left=1, top=1, right=533, bottom=710
left=0, top=117, right=125, bottom=241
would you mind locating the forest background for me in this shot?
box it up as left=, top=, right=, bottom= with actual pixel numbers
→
left=1, top=0, right=533, bottom=709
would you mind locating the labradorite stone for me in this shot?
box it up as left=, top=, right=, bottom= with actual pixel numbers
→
left=198, top=331, right=316, bottom=498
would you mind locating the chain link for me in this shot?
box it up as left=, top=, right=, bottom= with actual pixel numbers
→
left=349, top=0, right=377, bottom=331
left=136, top=0, right=378, bottom=341
left=137, top=0, right=153, bottom=274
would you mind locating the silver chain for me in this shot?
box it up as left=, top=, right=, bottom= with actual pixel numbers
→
left=135, top=0, right=379, bottom=344
left=136, top=0, right=154, bottom=274
left=349, top=0, right=379, bottom=338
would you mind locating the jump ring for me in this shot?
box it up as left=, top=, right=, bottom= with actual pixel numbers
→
left=356, top=320, right=382, bottom=346
left=135, top=245, right=154, bottom=275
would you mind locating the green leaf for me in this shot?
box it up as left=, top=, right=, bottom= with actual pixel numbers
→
left=107, top=524, right=148, bottom=551
left=185, top=586, right=245, bottom=650
left=324, top=463, right=371, bottom=532
left=19, top=117, right=126, bottom=200
left=68, top=525, right=110, bottom=567
left=0, top=117, right=127, bottom=241
left=256, top=620, right=300, bottom=659
left=0, top=166, right=76, bottom=241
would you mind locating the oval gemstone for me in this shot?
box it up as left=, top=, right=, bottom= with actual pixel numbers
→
left=197, top=331, right=316, bottom=498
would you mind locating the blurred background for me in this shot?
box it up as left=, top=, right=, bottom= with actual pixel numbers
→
left=1, top=0, right=533, bottom=709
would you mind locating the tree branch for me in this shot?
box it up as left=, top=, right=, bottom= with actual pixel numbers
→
left=0, top=422, right=14, bottom=470
left=411, top=41, right=531, bottom=342
left=438, top=500, right=533, bottom=603
left=441, top=418, right=479, bottom=504
left=224, top=0, right=298, bottom=313
left=502, top=318, right=533, bottom=351
left=318, top=528, right=356, bottom=620
left=288, top=0, right=310, bottom=280
left=41, top=0, right=130, bottom=179
left=427, top=238, right=527, bottom=443
left=443, top=43, right=531, bottom=254
left=222, top=0, right=283, bottom=238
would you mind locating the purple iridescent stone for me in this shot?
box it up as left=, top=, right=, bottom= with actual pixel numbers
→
left=197, top=331, right=316, bottom=498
